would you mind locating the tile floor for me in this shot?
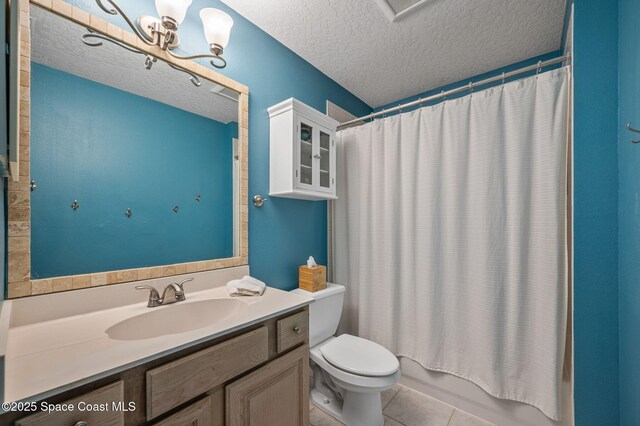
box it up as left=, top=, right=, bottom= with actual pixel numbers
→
left=309, top=384, right=494, bottom=426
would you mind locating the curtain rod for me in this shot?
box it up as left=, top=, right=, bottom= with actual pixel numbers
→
left=338, top=54, right=571, bottom=129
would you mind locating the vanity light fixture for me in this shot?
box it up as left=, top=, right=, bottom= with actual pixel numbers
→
left=95, top=0, right=234, bottom=69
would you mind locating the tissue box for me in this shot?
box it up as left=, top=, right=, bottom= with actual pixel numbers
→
left=299, top=265, right=327, bottom=292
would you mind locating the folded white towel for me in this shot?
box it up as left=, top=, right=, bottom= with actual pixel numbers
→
left=226, top=275, right=266, bottom=297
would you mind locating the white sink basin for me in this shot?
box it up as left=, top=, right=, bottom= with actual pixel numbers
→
left=106, top=298, right=248, bottom=341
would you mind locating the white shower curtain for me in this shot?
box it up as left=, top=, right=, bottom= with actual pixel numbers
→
left=333, top=68, right=570, bottom=420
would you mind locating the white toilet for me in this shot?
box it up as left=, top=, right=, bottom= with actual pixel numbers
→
left=292, top=283, right=400, bottom=426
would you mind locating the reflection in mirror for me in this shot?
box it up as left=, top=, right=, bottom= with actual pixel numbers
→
left=29, top=5, right=240, bottom=279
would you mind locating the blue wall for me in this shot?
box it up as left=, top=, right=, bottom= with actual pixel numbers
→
left=30, top=63, right=234, bottom=278
left=574, top=0, right=620, bottom=424
left=60, top=0, right=372, bottom=289
left=618, top=0, right=640, bottom=423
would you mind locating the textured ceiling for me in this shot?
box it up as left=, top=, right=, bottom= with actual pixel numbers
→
left=386, top=0, right=423, bottom=14
left=221, top=0, right=566, bottom=107
left=30, top=5, right=238, bottom=123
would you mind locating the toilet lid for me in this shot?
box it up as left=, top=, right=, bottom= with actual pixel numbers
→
left=320, top=334, right=399, bottom=377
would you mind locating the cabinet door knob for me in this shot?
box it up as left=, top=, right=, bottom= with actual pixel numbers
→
left=293, top=326, right=301, bottom=334
left=74, top=422, right=88, bottom=426
left=313, top=154, right=321, bottom=159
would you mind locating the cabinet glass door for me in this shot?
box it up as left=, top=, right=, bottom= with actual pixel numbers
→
left=297, top=120, right=314, bottom=188
left=319, top=130, right=331, bottom=190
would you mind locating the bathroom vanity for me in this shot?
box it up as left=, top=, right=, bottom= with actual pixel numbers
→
left=0, top=267, right=312, bottom=426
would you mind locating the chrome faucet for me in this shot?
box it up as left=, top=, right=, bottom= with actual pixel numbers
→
left=135, top=278, right=194, bottom=307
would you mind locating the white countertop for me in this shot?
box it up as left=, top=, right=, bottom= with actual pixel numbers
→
left=0, top=267, right=313, bottom=404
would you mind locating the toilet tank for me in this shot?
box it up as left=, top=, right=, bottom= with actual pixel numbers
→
left=291, top=283, right=345, bottom=347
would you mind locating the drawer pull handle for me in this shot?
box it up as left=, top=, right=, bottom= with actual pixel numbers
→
left=293, top=326, right=301, bottom=334
left=74, top=422, right=88, bottom=426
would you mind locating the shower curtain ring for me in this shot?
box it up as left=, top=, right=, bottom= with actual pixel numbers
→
left=536, top=61, right=542, bottom=78
left=468, top=82, right=473, bottom=94
left=501, top=72, right=506, bottom=86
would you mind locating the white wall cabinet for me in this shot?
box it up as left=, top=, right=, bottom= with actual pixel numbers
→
left=269, top=98, right=339, bottom=200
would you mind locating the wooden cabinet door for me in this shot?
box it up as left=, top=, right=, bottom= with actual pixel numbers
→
left=152, top=396, right=212, bottom=426
left=226, top=345, right=309, bottom=426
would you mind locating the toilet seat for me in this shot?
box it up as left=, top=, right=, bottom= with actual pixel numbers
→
left=320, top=334, right=400, bottom=377
left=310, top=339, right=400, bottom=394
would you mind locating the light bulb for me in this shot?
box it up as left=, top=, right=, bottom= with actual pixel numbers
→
left=155, top=0, right=192, bottom=25
left=200, top=8, right=234, bottom=49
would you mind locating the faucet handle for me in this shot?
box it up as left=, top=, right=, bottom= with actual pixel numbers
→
left=172, top=277, right=193, bottom=301
left=135, top=285, right=161, bottom=307
left=175, top=277, right=194, bottom=290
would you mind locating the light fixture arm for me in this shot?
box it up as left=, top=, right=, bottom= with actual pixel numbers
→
left=95, top=0, right=156, bottom=46
left=167, top=63, right=202, bottom=87
left=82, top=29, right=157, bottom=69
left=82, top=29, right=202, bottom=87
left=82, top=30, right=144, bottom=55
left=164, top=45, right=227, bottom=69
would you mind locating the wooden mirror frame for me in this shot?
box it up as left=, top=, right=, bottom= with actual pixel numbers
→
left=7, top=0, right=249, bottom=297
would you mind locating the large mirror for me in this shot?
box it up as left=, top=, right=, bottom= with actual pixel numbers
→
left=7, top=2, right=248, bottom=297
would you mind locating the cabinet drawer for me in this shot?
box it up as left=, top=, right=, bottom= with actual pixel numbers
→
left=152, top=396, right=212, bottom=426
left=15, top=381, right=124, bottom=426
left=146, top=326, right=269, bottom=420
left=276, top=310, right=308, bottom=353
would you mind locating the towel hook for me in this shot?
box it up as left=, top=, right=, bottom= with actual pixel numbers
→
left=627, top=122, right=640, bottom=143
left=253, top=194, right=268, bottom=207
